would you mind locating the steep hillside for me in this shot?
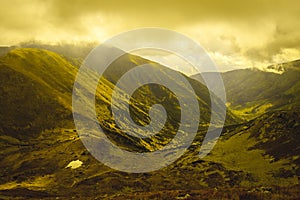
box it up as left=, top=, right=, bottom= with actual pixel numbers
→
left=0, top=48, right=77, bottom=140
left=0, top=47, right=234, bottom=146
left=92, top=51, right=238, bottom=152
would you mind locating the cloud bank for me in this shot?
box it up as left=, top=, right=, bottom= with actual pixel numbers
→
left=0, top=0, right=299, bottom=72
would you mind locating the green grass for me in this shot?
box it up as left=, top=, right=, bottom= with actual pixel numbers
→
left=204, top=131, right=297, bottom=187
left=229, top=102, right=273, bottom=120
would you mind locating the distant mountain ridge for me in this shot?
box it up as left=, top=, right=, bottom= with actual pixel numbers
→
left=191, top=60, right=300, bottom=120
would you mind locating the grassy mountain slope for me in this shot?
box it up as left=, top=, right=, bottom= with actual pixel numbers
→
left=0, top=48, right=77, bottom=140
left=94, top=51, right=238, bottom=152
left=204, top=110, right=300, bottom=187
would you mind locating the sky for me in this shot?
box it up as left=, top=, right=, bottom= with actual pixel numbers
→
left=1, top=0, right=300, bottom=73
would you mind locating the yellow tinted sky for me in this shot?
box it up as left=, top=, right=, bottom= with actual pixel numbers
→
left=0, top=0, right=299, bottom=71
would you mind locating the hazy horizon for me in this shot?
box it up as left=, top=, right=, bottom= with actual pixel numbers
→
left=1, top=40, right=298, bottom=75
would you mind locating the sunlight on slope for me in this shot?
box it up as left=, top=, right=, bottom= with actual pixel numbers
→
left=0, top=175, right=54, bottom=190
left=229, top=103, right=273, bottom=121
left=204, top=131, right=298, bottom=186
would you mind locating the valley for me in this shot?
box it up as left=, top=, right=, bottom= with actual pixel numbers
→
left=0, top=46, right=299, bottom=199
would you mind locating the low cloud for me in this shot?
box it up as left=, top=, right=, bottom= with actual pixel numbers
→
left=0, top=0, right=299, bottom=71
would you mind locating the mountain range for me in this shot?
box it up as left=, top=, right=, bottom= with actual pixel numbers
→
left=0, top=45, right=299, bottom=199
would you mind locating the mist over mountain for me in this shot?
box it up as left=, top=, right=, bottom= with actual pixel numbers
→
left=0, top=46, right=299, bottom=199
left=191, top=60, right=300, bottom=120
